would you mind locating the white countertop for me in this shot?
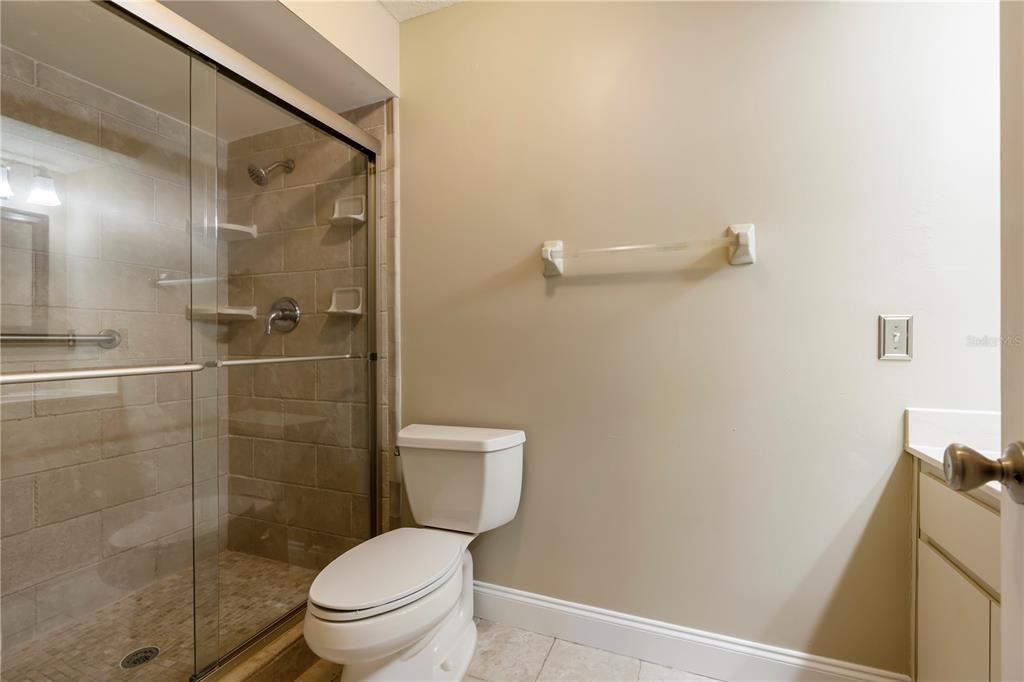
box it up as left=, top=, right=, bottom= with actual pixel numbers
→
left=904, top=408, right=1002, bottom=507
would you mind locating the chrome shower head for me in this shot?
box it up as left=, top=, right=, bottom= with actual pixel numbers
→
left=246, top=159, right=295, bottom=186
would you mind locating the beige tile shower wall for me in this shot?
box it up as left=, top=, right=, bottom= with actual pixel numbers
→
left=399, top=3, right=1000, bottom=675
left=223, top=110, right=387, bottom=567
left=0, top=48, right=197, bottom=651
left=341, top=100, right=400, bottom=533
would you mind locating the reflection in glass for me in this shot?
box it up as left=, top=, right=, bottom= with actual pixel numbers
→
left=0, top=2, right=196, bottom=679
left=0, top=166, right=15, bottom=199
left=27, top=170, right=60, bottom=206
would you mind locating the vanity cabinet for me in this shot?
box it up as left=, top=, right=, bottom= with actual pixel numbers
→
left=915, top=470, right=1000, bottom=682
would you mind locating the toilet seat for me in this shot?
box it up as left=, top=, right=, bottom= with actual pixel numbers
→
left=309, top=527, right=474, bottom=622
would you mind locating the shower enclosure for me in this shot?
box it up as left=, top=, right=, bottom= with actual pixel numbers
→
left=0, top=2, right=379, bottom=678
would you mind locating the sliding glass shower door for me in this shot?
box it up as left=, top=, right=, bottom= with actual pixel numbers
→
left=0, top=2, right=200, bottom=678
left=192, top=67, right=377, bottom=675
left=0, top=3, right=377, bottom=679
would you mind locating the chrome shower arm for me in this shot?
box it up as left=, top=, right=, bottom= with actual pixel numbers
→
left=264, top=159, right=295, bottom=174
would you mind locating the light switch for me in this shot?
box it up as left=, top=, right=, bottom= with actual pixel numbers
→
left=878, top=315, right=912, bottom=360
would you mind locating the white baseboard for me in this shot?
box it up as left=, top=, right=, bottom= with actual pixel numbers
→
left=474, top=581, right=909, bottom=682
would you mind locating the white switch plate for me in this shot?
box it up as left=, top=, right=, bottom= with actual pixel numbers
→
left=878, top=315, right=912, bottom=360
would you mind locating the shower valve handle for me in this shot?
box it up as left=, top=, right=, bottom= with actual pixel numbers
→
left=265, top=297, right=301, bottom=335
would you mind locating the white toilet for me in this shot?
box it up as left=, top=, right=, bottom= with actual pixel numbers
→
left=304, top=424, right=525, bottom=681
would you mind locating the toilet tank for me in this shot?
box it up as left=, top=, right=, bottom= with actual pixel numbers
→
left=397, top=425, right=525, bottom=533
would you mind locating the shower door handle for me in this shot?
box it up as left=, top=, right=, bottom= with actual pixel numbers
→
left=943, top=442, right=1024, bottom=503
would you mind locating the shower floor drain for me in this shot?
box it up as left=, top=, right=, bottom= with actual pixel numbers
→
left=119, top=646, right=160, bottom=669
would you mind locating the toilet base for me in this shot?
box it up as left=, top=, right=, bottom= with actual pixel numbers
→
left=338, top=551, right=477, bottom=682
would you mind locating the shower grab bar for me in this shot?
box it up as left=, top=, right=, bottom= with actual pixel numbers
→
left=0, top=353, right=366, bottom=385
left=0, top=329, right=122, bottom=349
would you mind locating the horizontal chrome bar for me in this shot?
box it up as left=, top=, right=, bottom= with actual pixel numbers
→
left=0, top=354, right=367, bottom=385
left=210, top=354, right=365, bottom=367
left=0, top=363, right=205, bottom=385
left=1, top=329, right=122, bottom=349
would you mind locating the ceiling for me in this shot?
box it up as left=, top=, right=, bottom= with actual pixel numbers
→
left=380, top=0, right=459, bottom=23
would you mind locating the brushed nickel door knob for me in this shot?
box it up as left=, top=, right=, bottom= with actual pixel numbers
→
left=944, top=441, right=1024, bottom=504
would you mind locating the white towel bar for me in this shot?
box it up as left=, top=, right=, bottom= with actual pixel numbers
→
left=541, top=224, right=756, bottom=277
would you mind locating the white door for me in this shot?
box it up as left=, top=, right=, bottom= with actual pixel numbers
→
left=1001, top=3, right=1024, bottom=679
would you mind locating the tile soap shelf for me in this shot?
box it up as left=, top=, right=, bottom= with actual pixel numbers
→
left=329, top=196, right=366, bottom=227
left=327, top=287, right=363, bottom=317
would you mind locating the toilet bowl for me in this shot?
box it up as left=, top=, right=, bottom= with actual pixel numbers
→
left=304, top=425, right=525, bottom=682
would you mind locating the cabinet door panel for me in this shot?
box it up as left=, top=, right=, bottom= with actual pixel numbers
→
left=919, top=473, right=1000, bottom=592
left=918, top=540, right=990, bottom=682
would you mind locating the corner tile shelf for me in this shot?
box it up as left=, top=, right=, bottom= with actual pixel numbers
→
left=187, top=305, right=258, bottom=321
left=327, top=287, right=363, bottom=317
left=216, top=223, right=258, bottom=240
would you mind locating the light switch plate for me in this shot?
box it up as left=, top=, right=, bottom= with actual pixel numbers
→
left=878, top=315, right=912, bottom=360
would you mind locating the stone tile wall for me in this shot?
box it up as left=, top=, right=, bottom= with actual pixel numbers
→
left=222, top=98, right=400, bottom=567
left=223, top=113, right=373, bottom=569
left=339, top=100, right=401, bottom=533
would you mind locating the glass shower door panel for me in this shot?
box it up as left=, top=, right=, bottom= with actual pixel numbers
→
left=0, top=3, right=198, bottom=679
left=213, top=73, right=376, bottom=657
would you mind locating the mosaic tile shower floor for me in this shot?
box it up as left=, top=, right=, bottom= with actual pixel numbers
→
left=2, top=552, right=317, bottom=682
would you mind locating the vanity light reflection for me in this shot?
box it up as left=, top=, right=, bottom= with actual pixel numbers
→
left=0, top=166, right=13, bottom=200
left=27, top=169, right=60, bottom=206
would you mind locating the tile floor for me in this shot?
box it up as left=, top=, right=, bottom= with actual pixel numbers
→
left=1, top=552, right=317, bottom=681
left=464, top=620, right=719, bottom=682
left=296, top=619, right=720, bottom=682
left=3, top=576, right=719, bottom=682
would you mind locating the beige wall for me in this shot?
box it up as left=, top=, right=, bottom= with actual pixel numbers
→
left=398, top=2, right=1000, bottom=673
left=282, top=1, right=400, bottom=95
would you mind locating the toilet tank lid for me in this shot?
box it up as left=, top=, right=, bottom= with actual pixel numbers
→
left=397, top=424, right=525, bottom=452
